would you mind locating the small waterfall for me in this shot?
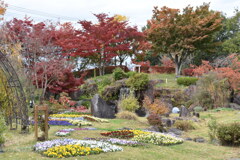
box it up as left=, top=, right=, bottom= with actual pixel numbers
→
left=119, top=87, right=130, bottom=100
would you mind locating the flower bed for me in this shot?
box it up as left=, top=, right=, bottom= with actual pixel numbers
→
left=68, top=120, right=92, bottom=126
left=83, top=115, right=109, bottom=123
left=101, top=130, right=134, bottom=139
left=129, top=130, right=150, bottom=136
left=48, top=120, right=73, bottom=126
left=43, top=144, right=102, bottom=158
left=85, top=138, right=145, bottom=147
left=132, top=132, right=183, bottom=145
left=55, top=132, right=71, bottom=137
left=49, top=114, right=108, bottom=123
left=33, top=139, right=123, bottom=153
left=50, top=114, right=83, bottom=118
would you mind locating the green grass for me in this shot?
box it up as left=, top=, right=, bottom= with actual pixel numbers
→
left=149, top=73, right=187, bottom=89
left=0, top=111, right=240, bottom=160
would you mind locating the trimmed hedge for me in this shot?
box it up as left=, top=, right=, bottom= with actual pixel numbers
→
left=177, top=77, right=198, bottom=86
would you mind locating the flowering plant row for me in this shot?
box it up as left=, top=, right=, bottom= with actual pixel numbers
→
left=43, top=144, right=102, bottom=158
left=85, top=138, right=145, bottom=147
left=101, top=130, right=134, bottom=139
left=50, top=114, right=83, bottom=118
left=68, top=120, right=92, bottom=126
left=132, top=132, right=184, bottom=145
left=82, top=115, right=109, bottom=123
left=49, top=114, right=108, bottom=123
left=55, top=132, right=71, bottom=137
left=33, top=138, right=123, bottom=153
left=48, top=120, right=73, bottom=126
left=129, top=130, right=150, bottom=136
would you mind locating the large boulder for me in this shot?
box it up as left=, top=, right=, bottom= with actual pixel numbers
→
left=233, top=93, right=240, bottom=105
left=69, top=79, right=98, bottom=101
left=179, top=105, right=191, bottom=117
left=228, top=103, right=240, bottom=110
left=102, top=79, right=127, bottom=101
left=69, top=89, right=84, bottom=101
left=91, top=94, right=116, bottom=118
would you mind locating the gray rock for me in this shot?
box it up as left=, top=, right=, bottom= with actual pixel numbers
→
left=91, top=94, right=116, bottom=118
left=184, top=85, right=197, bottom=98
left=194, top=137, right=205, bottom=143
left=167, top=128, right=183, bottom=136
left=233, top=93, right=240, bottom=105
left=179, top=105, right=191, bottom=117
left=228, top=103, right=240, bottom=110
left=185, top=137, right=193, bottom=141
left=162, top=118, right=174, bottom=127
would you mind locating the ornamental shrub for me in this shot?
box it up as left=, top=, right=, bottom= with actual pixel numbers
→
left=126, top=71, right=137, bottom=78
left=147, top=114, right=162, bottom=126
left=177, top=77, right=198, bottom=86
left=126, top=73, right=149, bottom=90
left=216, top=122, right=240, bottom=146
left=174, top=120, right=195, bottom=131
left=112, top=67, right=128, bottom=81
left=192, top=72, right=230, bottom=110
left=143, top=96, right=169, bottom=115
left=182, top=68, right=194, bottom=76
left=116, top=111, right=138, bottom=120
left=118, top=94, right=140, bottom=112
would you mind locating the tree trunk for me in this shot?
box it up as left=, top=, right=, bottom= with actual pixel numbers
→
left=175, top=62, right=182, bottom=76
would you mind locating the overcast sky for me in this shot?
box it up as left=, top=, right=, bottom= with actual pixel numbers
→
left=3, top=0, right=240, bottom=29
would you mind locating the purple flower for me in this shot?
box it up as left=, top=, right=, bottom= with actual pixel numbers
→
left=48, top=120, right=73, bottom=126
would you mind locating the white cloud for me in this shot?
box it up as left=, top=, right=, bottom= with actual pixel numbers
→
left=3, top=0, right=240, bottom=29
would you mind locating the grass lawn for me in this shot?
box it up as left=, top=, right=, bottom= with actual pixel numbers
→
left=149, top=73, right=187, bottom=89
left=0, top=110, right=239, bottom=160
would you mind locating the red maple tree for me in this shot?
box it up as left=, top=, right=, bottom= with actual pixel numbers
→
left=57, top=13, right=145, bottom=75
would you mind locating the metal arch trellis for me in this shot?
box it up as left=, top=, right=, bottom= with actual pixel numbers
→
left=0, top=51, right=29, bottom=132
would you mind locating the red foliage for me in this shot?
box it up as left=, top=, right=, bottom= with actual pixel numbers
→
left=215, top=54, right=240, bottom=91
left=70, top=106, right=89, bottom=113
left=182, top=68, right=194, bottom=76
left=132, top=60, right=150, bottom=67
left=100, top=130, right=134, bottom=139
left=192, top=60, right=213, bottom=77
left=56, top=14, right=144, bottom=75
left=48, top=69, right=86, bottom=94
left=150, top=66, right=175, bottom=74
left=33, top=58, right=85, bottom=94
left=161, top=56, right=175, bottom=67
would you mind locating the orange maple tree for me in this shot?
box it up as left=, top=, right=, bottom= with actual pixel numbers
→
left=146, top=3, right=223, bottom=75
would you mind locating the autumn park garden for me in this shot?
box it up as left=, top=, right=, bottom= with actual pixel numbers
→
left=0, top=1, right=240, bottom=159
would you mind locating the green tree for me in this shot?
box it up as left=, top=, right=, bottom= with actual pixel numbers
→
left=146, top=3, right=223, bottom=75
left=221, top=10, right=240, bottom=54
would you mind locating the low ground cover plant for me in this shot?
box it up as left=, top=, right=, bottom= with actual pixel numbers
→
left=101, top=130, right=134, bottom=139
left=174, top=120, right=196, bottom=131
left=132, top=132, right=184, bottom=145
left=116, top=111, right=138, bottom=120
left=43, top=145, right=103, bottom=158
